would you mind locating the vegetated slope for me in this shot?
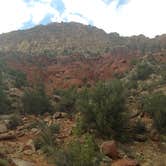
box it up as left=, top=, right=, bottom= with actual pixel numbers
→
left=0, top=22, right=166, bottom=56
left=0, top=22, right=111, bottom=56
left=0, top=22, right=166, bottom=166
left=0, top=22, right=166, bottom=93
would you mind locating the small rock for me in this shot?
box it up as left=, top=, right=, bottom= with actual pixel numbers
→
left=44, top=116, right=52, bottom=123
left=101, top=140, right=120, bottom=159
left=24, top=149, right=34, bottom=155
left=53, top=112, right=68, bottom=119
left=150, top=129, right=160, bottom=141
left=31, top=128, right=38, bottom=134
left=111, top=159, right=139, bottom=166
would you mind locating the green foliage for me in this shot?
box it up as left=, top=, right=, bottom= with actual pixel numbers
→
left=33, top=121, right=59, bottom=155
left=22, top=85, right=52, bottom=115
left=76, top=80, right=127, bottom=138
left=134, top=62, right=153, bottom=80
left=130, top=58, right=139, bottom=66
left=0, top=86, right=10, bottom=114
left=8, top=69, right=28, bottom=88
left=143, top=92, right=166, bottom=133
left=54, top=87, right=77, bottom=114
left=132, top=120, right=146, bottom=134
left=7, top=114, right=22, bottom=130
left=126, top=80, right=138, bottom=90
left=49, top=123, right=60, bottom=133
left=55, top=134, right=101, bottom=166
left=0, top=159, right=9, bottom=166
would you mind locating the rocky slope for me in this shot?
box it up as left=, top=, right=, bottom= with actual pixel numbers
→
left=0, top=22, right=166, bottom=166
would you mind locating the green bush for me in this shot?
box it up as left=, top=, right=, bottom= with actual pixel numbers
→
left=33, top=121, right=59, bottom=155
left=54, top=87, right=77, bottom=114
left=76, top=79, right=128, bottom=138
left=22, top=85, right=52, bottom=115
left=130, top=58, right=139, bottom=66
left=55, top=134, right=101, bottom=166
left=0, top=86, right=10, bottom=114
left=132, top=120, right=146, bottom=134
left=143, top=92, right=166, bottom=133
left=134, top=62, right=153, bottom=80
left=126, top=80, right=138, bottom=90
left=0, top=159, right=9, bottom=166
left=8, top=69, right=28, bottom=88
left=7, top=114, right=22, bottom=129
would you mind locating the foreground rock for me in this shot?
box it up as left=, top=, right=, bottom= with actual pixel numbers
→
left=53, top=112, right=68, bottom=119
left=111, top=159, right=139, bottom=166
left=149, top=129, right=160, bottom=141
left=101, top=140, right=120, bottom=159
left=12, top=158, right=35, bottom=166
left=0, top=132, right=16, bottom=140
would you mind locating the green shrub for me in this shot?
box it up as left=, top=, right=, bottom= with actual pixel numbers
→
left=7, top=114, right=22, bottom=129
left=22, top=86, right=52, bottom=115
left=55, top=134, right=101, bottom=166
left=0, top=86, right=10, bottom=114
left=130, top=58, right=139, bottom=66
left=76, top=80, right=128, bottom=138
left=54, top=87, right=77, bottom=114
left=33, top=121, right=59, bottom=155
left=143, top=92, right=166, bottom=133
left=0, top=159, right=9, bottom=166
left=133, top=120, right=146, bottom=134
left=49, top=123, right=60, bottom=134
left=126, top=80, right=138, bottom=90
left=134, top=62, right=153, bottom=80
left=8, top=69, right=28, bottom=88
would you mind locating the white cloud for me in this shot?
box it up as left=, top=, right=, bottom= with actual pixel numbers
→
left=0, top=0, right=60, bottom=33
left=0, top=0, right=166, bottom=37
left=61, top=0, right=166, bottom=37
left=28, top=1, right=57, bottom=24
left=0, top=0, right=30, bottom=33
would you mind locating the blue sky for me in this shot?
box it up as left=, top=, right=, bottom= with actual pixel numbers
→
left=0, top=0, right=166, bottom=37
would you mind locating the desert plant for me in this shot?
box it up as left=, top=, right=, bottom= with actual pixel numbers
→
left=55, top=134, right=101, bottom=166
left=33, top=121, right=59, bottom=156
left=22, top=85, right=53, bottom=115
left=142, top=92, right=166, bottom=133
left=0, top=86, right=10, bottom=114
left=7, top=114, right=22, bottom=129
left=0, top=159, right=9, bottom=166
left=76, top=79, right=128, bottom=139
left=8, top=69, right=28, bottom=88
left=54, top=87, right=77, bottom=114
left=133, top=120, right=146, bottom=134
left=134, top=62, right=153, bottom=80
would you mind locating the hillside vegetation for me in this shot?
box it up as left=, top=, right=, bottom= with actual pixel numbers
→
left=0, top=22, right=166, bottom=166
left=0, top=22, right=166, bottom=57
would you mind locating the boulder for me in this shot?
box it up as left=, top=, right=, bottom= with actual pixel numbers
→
left=101, top=140, right=119, bottom=159
left=111, top=159, right=139, bottom=166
